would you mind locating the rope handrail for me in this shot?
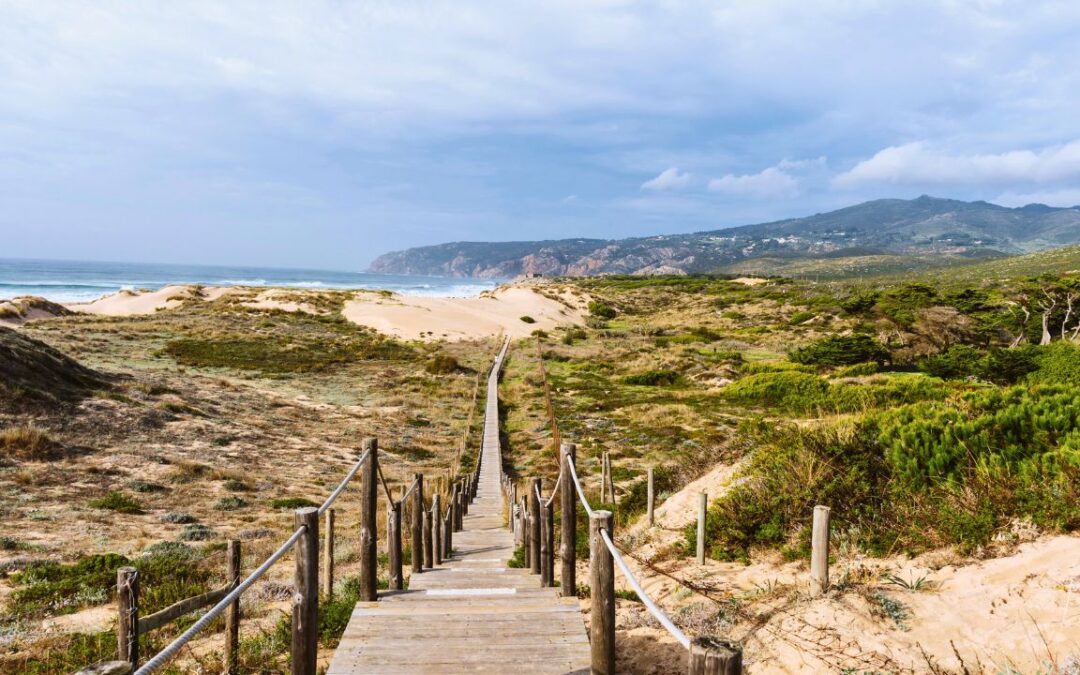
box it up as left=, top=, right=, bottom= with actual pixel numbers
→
left=563, top=450, right=691, bottom=650
left=319, top=448, right=371, bottom=515
left=135, top=525, right=307, bottom=674
left=401, top=476, right=420, bottom=503
left=564, top=454, right=594, bottom=517
left=376, top=462, right=394, bottom=504
left=599, top=528, right=691, bottom=649
left=544, top=472, right=561, bottom=508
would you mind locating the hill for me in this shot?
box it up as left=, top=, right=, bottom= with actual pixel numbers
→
left=369, top=196, right=1080, bottom=278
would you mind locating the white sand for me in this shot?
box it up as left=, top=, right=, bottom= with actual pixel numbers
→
left=341, top=286, right=585, bottom=340
left=57, top=283, right=585, bottom=341
left=68, top=285, right=197, bottom=315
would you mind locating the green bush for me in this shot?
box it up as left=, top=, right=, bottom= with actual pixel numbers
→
left=788, top=310, right=815, bottom=325
left=693, top=384, right=1080, bottom=561
left=789, top=334, right=889, bottom=367
left=725, top=371, right=949, bottom=414
left=1029, top=341, right=1080, bottom=385
left=89, top=492, right=144, bottom=514
left=519, top=315, right=536, bottom=324
left=622, top=369, right=681, bottom=386
left=588, top=301, right=617, bottom=319
left=215, top=496, right=248, bottom=511
left=271, top=497, right=320, bottom=509
left=834, top=362, right=878, bottom=377
left=919, top=345, right=1038, bottom=385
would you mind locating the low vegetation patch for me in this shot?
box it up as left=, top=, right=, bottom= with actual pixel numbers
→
left=0, top=426, right=62, bottom=461
left=88, top=491, right=144, bottom=514
left=271, top=497, right=320, bottom=509
left=622, top=369, right=681, bottom=386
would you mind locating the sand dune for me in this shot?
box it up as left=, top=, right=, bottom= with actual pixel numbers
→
left=56, top=283, right=584, bottom=341
left=342, top=286, right=585, bottom=340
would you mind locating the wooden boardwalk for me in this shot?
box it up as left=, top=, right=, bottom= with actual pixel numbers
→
left=327, top=342, right=591, bottom=674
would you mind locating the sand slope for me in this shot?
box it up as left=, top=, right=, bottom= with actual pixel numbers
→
left=342, top=286, right=585, bottom=340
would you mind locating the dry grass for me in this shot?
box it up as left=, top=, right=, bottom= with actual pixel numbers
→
left=0, top=426, right=61, bottom=460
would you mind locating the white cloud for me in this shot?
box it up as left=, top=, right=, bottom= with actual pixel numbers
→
left=994, top=188, right=1080, bottom=208
left=708, top=167, right=798, bottom=198
left=642, top=167, right=692, bottom=191
left=834, top=140, right=1080, bottom=188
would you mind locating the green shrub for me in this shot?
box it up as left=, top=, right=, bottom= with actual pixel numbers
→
left=89, top=492, right=144, bottom=514
left=1029, top=341, right=1080, bottom=385
left=128, top=480, right=167, bottom=493
left=788, top=310, right=815, bottom=325
left=161, top=511, right=197, bottom=524
left=789, top=334, right=888, bottom=367
left=271, top=497, right=320, bottom=509
left=834, top=362, right=878, bottom=377
left=920, top=345, right=1038, bottom=385
left=622, top=369, right=681, bottom=386
left=588, top=301, right=617, bottom=319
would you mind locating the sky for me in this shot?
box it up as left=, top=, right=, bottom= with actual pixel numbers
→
left=1, top=1, right=1079, bottom=270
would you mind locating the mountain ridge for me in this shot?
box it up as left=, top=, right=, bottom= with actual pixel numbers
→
left=368, top=196, right=1080, bottom=278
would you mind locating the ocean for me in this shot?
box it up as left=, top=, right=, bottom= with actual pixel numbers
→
left=0, top=258, right=498, bottom=303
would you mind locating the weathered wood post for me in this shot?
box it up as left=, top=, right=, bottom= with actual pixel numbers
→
left=323, top=508, right=335, bottom=598
left=293, top=507, right=319, bottom=675
left=462, top=477, right=470, bottom=515
left=450, top=483, right=459, bottom=532
left=529, top=477, right=541, bottom=574
left=116, top=566, right=138, bottom=667
left=389, top=500, right=403, bottom=590
left=606, top=453, right=616, bottom=506
left=423, top=509, right=434, bottom=569
left=359, top=437, right=378, bottom=602
left=688, top=636, right=743, bottom=674
left=600, top=451, right=608, bottom=503
left=540, top=499, right=554, bottom=587
left=696, top=492, right=708, bottom=564
left=560, top=442, right=577, bottom=596
left=444, top=510, right=453, bottom=559
left=433, top=493, right=442, bottom=565
left=810, top=505, right=831, bottom=596
left=412, top=473, right=424, bottom=574
left=456, top=482, right=465, bottom=529
left=589, top=510, right=616, bottom=675
left=647, top=466, right=655, bottom=526
left=224, top=540, right=241, bottom=675
left=521, top=495, right=531, bottom=563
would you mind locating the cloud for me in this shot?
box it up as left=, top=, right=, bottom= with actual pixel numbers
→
left=834, top=140, right=1080, bottom=188
left=642, top=167, right=692, bottom=191
left=708, top=167, right=798, bottom=198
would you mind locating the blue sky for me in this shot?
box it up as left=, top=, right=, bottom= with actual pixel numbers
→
left=2, top=1, right=1079, bottom=270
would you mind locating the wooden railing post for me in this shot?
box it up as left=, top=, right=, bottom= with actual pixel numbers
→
left=323, top=509, right=335, bottom=598
left=647, top=466, right=655, bottom=526
left=433, top=494, right=442, bottom=565
left=688, top=636, right=743, bottom=674
left=696, top=492, right=707, bottom=564
left=359, top=438, right=378, bottom=601
left=589, top=510, right=615, bottom=675
left=521, top=495, right=531, bottom=563
left=292, top=507, right=319, bottom=675
left=389, top=500, right=403, bottom=590
left=540, top=499, right=553, bottom=587
left=600, top=451, right=608, bottom=503
left=560, top=442, right=577, bottom=596
left=449, top=483, right=459, bottom=532
left=443, top=510, right=453, bottom=559
left=224, top=540, right=241, bottom=675
left=529, top=477, right=541, bottom=575
left=462, top=478, right=470, bottom=516
left=423, top=509, right=434, bottom=569
left=116, top=566, right=138, bottom=668
left=810, top=504, right=831, bottom=596
left=412, top=473, right=424, bottom=574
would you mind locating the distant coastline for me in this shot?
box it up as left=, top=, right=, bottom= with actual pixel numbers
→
left=0, top=258, right=500, bottom=303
